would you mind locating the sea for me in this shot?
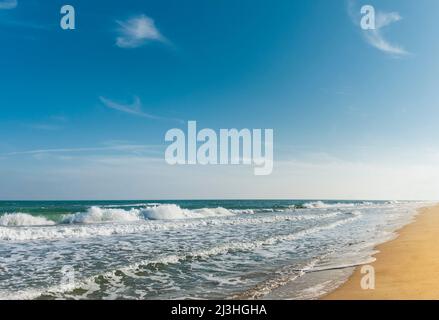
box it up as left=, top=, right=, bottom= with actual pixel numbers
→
left=0, top=200, right=431, bottom=300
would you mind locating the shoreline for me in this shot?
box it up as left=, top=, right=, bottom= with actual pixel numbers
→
left=322, top=204, right=439, bottom=300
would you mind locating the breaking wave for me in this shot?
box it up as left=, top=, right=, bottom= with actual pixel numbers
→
left=0, top=201, right=374, bottom=229
left=302, top=201, right=373, bottom=209
left=61, top=206, right=142, bottom=224
left=0, top=209, right=348, bottom=241
left=141, top=204, right=234, bottom=220
left=61, top=205, right=235, bottom=224
left=0, top=213, right=55, bottom=227
left=0, top=212, right=361, bottom=300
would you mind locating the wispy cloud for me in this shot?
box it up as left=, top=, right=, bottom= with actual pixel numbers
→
left=99, top=96, right=183, bottom=123
left=348, top=1, right=408, bottom=56
left=27, top=115, right=68, bottom=131
left=100, top=96, right=160, bottom=119
left=115, top=14, right=167, bottom=48
left=364, top=11, right=407, bottom=56
left=4, top=144, right=158, bottom=156
left=0, top=0, right=17, bottom=10
left=28, top=124, right=63, bottom=131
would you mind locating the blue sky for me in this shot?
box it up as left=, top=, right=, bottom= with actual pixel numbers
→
left=1, top=0, right=439, bottom=200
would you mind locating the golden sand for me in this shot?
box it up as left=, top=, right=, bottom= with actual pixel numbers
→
left=323, top=204, right=439, bottom=300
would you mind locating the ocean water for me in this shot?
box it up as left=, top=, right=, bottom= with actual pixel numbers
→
left=0, top=200, right=430, bottom=300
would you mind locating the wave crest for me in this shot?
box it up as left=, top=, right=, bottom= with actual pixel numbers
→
left=61, top=206, right=142, bottom=224
left=302, top=201, right=362, bottom=209
left=0, top=213, right=55, bottom=227
left=142, top=205, right=234, bottom=220
left=60, top=205, right=235, bottom=224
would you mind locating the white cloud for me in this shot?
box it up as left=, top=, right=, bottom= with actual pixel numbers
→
left=375, top=11, right=401, bottom=29
left=363, top=11, right=408, bottom=56
left=115, top=15, right=166, bottom=48
left=0, top=0, right=17, bottom=10
left=4, top=144, right=158, bottom=157
left=27, top=116, right=68, bottom=131
left=3, top=150, right=439, bottom=200
left=99, top=96, right=162, bottom=120
left=99, top=96, right=183, bottom=123
left=3, top=143, right=439, bottom=200
left=348, top=1, right=408, bottom=56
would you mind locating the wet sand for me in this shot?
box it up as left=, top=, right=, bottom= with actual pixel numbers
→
left=324, top=204, right=439, bottom=300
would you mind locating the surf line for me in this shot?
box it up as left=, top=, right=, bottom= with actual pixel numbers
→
left=165, top=121, right=274, bottom=175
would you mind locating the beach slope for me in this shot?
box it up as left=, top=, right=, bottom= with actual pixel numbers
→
left=324, top=204, right=439, bottom=300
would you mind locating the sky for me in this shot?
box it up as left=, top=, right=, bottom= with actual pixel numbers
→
left=1, top=0, right=439, bottom=200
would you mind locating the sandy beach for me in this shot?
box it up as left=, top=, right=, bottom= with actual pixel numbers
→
left=324, top=204, right=439, bottom=300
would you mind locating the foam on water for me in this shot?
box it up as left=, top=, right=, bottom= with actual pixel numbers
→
left=0, top=210, right=345, bottom=241
left=59, top=204, right=235, bottom=224
left=0, top=211, right=361, bottom=300
left=0, top=200, right=432, bottom=300
left=141, top=204, right=234, bottom=220
left=303, top=201, right=357, bottom=209
left=62, top=206, right=142, bottom=224
left=0, top=213, right=55, bottom=227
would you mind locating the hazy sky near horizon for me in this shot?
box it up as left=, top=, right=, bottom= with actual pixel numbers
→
left=1, top=0, right=439, bottom=200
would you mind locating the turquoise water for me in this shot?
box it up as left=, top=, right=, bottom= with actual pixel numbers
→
left=0, top=200, right=429, bottom=299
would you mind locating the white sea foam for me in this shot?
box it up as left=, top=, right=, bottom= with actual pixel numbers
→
left=301, top=201, right=378, bottom=209
left=0, top=212, right=361, bottom=300
left=141, top=204, right=234, bottom=220
left=0, top=201, right=430, bottom=300
left=0, top=213, right=55, bottom=227
left=60, top=204, right=235, bottom=224
left=0, top=209, right=347, bottom=241
left=0, top=201, right=364, bottom=231
left=230, top=209, right=255, bottom=214
left=235, top=254, right=329, bottom=299
left=62, top=206, right=142, bottom=224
